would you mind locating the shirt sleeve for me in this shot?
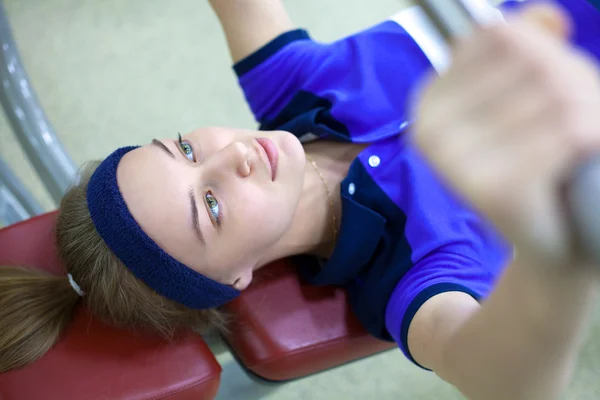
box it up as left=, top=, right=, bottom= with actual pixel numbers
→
left=233, top=29, right=328, bottom=125
left=233, top=16, right=436, bottom=141
left=384, top=250, right=505, bottom=370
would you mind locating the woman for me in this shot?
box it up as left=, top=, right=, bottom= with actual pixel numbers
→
left=1, top=0, right=599, bottom=398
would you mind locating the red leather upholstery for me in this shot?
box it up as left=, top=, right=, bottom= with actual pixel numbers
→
left=223, top=260, right=396, bottom=381
left=0, top=212, right=221, bottom=400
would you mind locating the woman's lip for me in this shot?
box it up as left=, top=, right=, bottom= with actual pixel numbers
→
left=255, top=138, right=279, bottom=181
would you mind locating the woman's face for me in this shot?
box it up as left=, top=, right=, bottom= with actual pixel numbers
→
left=116, top=127, right=306, bottom=290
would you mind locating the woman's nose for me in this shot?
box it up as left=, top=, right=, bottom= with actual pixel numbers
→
left=207, top=141, right=251, bottom=178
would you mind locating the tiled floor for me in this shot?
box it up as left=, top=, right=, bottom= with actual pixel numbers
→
left=2, top=0, right=599, bottom=398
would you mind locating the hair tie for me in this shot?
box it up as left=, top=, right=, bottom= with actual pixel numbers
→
left=86, top=146, right=240, bottom=309
left=67, top=273, right=85, bottom=297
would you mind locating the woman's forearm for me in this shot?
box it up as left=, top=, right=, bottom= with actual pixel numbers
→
left=440, top=261, right=599, bottom=400
left=208, top=0, right=294, bottom=63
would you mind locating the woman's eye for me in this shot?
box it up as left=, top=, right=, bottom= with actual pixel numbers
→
left=205, top=193, right=220, bottom=221
left=180, top=142, right=195, bottom=162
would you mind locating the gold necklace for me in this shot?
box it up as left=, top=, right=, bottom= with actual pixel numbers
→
left=306, top=154, right=338, bottom=253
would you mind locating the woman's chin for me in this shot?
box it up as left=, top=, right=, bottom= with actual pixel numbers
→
left=278, top=130, right=306, bottom=166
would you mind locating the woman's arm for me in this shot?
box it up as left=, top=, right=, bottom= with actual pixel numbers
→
left=409, top=262, right=598, bottom=400
left=407, top=4, right=600, bottom=400
left=208, top=0, right=296, bottom=63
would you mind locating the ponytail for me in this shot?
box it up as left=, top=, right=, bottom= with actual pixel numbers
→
left=0, top=265, right=79, bottom=372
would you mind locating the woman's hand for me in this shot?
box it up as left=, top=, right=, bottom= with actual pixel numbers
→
left=413, top=4, right=600, bottom=271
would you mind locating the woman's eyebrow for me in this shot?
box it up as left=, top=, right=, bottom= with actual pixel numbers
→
left=151, top=139, right=175, bottom=158
left=189, top=190, right=205, bottom=244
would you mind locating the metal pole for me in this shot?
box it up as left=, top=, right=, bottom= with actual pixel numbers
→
left=0, top=0, right=76, bottom=205
left=0, top=156, right=44, bottom=225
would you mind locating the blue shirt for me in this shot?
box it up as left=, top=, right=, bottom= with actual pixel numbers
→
left=234, top=0, right=600, bottom=369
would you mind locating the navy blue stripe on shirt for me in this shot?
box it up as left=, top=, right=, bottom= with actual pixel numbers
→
left=259, top=90, right=351, bottom=139
left=400, top=283, right=482, bottom=371
left=233, top=29, right=311, bottom=77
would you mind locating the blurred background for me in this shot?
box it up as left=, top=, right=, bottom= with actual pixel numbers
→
left=1, top=0, right=599, bottom=398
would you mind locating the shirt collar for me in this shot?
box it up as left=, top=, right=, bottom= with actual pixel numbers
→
left=297, top=191, right=386, bottom=286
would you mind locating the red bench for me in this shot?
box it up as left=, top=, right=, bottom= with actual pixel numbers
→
left=223, top=260, right=396, bottom=381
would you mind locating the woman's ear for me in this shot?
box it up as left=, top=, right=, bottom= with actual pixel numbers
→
left=232, top=268, right=253, bottom=291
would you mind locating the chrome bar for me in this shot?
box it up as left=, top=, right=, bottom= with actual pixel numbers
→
left=0, top=156, right=43, bottom=225
left=0, top=0, right=76, bottom=205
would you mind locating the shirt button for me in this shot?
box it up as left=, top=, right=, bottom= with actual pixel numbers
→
left=368, top=155, right=380, bottom=168
left=348, top=183, right=356, bottom=195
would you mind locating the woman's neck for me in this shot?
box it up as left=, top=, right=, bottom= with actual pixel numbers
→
left=256, top=142, right=366, bottom=267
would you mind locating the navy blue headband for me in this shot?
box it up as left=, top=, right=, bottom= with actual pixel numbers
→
left=86, top=146, right=240, bottom=309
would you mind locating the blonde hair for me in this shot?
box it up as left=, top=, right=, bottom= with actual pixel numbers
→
left=0, top=161, right=227, bottom=373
